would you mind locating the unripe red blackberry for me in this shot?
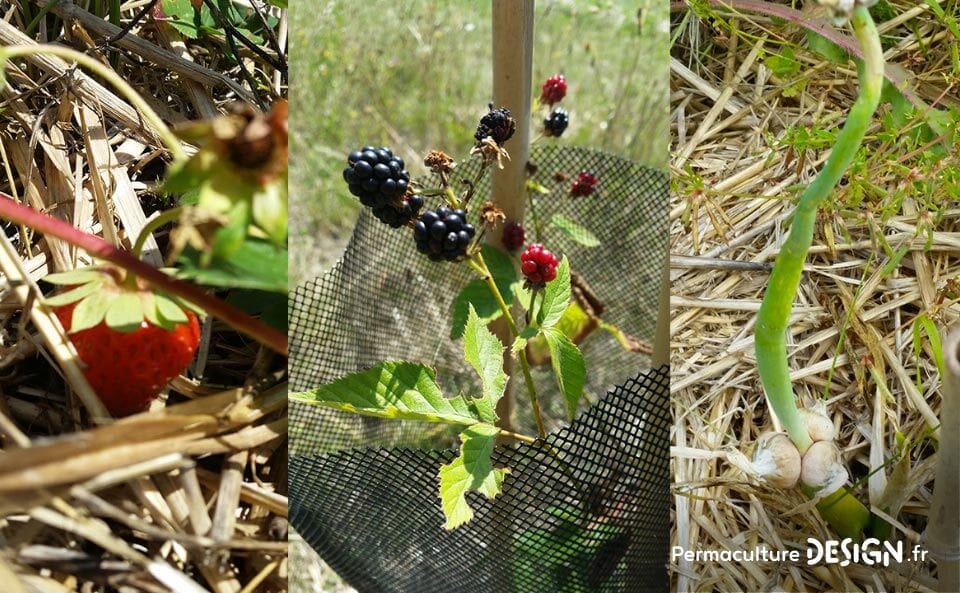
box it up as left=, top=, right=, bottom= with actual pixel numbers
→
left=343, top=145, right=410, bottom=208
left=501, top=221, right=525, bottom=251
left=540, top=74, right=567, bottom=105
left=475, top=107, right=516, bottom=145
left=543, top=107, right=569, bottom=137
left=520, top=243, right=559, bottom=287
left=413, top=206, right=476, bottom=261
left=570, top=171, right=598, bottom=197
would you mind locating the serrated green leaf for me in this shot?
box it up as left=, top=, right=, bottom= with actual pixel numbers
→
left=43, top=283, right=101, bottom=307
left=43, top=269, right=105, bottom=285
left=464, top=306, right=506, bottom=423
left=537, top=257, right=571, bottom=329
left=438, top=423, right=507, bottom=529
left=155, top=293, right=189, bottom=325
left=481, top=243, right=518, bottom=290
left=764, top=47, right=801, bottom=78
left=290, top=361, right=486, bottom=425
left=69, top=290, right=112, bottom=333
left=451, top=244, right=517, bottom=339
left=105, top=293, right=144, bottom=333
left=544, top=328, right=586, bottom=419
left=451, top=280, right=502, bottom=339
left=550, top=214, right=600, bottom=247
left=160, top=0, right=212, bottom=40
left=226, top=289, right=286, bottom=332
left=511, top=280, right=532, bottom=311
left=177, top=238, right=287, bottom=293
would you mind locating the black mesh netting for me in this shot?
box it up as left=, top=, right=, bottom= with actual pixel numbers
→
left=290, top=367, right=669, bottom=593
left=289, top=145, right=669, bottom=592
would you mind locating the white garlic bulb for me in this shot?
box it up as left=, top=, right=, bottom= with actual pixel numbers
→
left=799, top=404, right=836, bottom=442
left=753, top=432, right=802, bottom=489
left=800, top=440, right=849, bottom=495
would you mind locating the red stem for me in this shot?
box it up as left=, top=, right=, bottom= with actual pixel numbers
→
left=0, top=194, right=288, bottom=356
left=669, top=0, right=926, bottom=111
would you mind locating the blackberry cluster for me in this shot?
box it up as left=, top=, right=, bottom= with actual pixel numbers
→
left=372, top=194, right=425, bottom=228
left=474, top=107, right=516, bottom=145
left=544, top=107, right=569, bottom=137
left=501, top=221, right=525, bottom=251
left=413, top=206, right=476, bottom=261
left=343, top=146, right=411, bottom=208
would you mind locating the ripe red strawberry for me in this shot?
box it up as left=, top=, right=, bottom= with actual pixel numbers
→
left=45, top=267, right=202, bottom=417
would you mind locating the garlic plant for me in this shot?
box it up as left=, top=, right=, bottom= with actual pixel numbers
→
left=752, top=5, right=884, bottom=539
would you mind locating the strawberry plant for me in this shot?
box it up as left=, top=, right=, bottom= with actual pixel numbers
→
left=0, top=43, right=288, bottom=418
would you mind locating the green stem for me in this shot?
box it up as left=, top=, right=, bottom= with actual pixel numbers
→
left=468, top=253, right=546, bottom=437
left=443, top=186, right=460, bottom=209
left=131, top=206, right=183, bottom=260
left=0, top=45, right=184, bottom=160
left=755, top=6, right=883, bottom=455
left=0, top=193, right=288, bottom=356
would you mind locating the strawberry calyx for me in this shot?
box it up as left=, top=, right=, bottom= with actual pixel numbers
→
left=44, top=266, right=204, bottom=334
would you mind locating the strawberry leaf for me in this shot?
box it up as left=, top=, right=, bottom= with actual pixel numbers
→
left=105, top=293, right=145, bottom=333
left=155, top=293, right=189, bottom=326
left=44, top=282, right=101, bottom=307
left=43, top=269, right=106, bottom=285
left=438, top=423, right=508, bottom=529
left=69, top=290, right=112, bottom=333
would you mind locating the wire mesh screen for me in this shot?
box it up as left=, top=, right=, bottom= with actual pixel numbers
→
left=290, top=367, right=670, bottom=593
left=290, top=145, right=668, bottom=453
left=288, top=145, right=669, bottom=591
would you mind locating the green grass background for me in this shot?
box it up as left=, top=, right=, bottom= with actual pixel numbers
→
left=290, top=0, right=669, bottom=285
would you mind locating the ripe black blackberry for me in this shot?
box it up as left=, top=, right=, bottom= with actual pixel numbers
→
left=543, top=107, right=569, bottom=137
left=474, top=107, right=516, bottom=145
left=342, top=146, right=410, bottom=208
left=372, top=194, right=425, bottom=228
left=413, top=206, right=476, bottom=261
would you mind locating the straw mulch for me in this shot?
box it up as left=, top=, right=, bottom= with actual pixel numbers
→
left=670, top=3, right=958, bottom=592
left=0, top=8, right=287, bottom=593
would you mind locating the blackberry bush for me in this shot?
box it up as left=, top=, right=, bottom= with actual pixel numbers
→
left=413, top=206, right=476, bottom=261
left=343, top=146, right=410, bottom=208
left=543, top=107, right=569, bottom=137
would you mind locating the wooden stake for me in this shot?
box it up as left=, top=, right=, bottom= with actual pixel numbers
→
left=490, top=0, right=534, bottom=430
